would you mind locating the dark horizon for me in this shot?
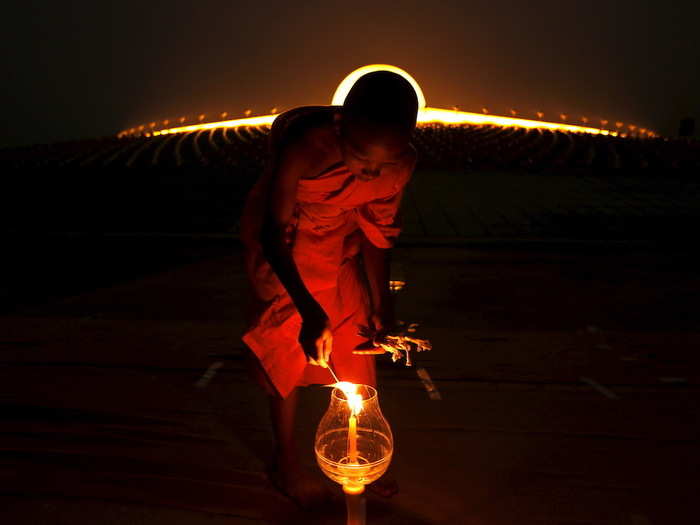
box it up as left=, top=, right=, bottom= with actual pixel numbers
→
left=3, top=0, right=699, bottom=148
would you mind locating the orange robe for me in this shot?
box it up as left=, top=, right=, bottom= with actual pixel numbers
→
left=240, top=124, right=413, bottom=399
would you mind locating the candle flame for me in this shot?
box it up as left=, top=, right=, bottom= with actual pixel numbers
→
left=332, top=381, right=364, bottom=415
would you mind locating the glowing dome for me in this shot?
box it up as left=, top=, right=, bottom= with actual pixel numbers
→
left=125, top=64, right=655, bottom=138
left=331, top=64, right=427, bottom=110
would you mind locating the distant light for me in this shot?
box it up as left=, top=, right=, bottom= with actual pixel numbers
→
left=581, top=116, right=588, bottom=124
left=163, top=119, right=169, bottom=125
left=389, top=280, right=406, bottom=292
left=221, top=112, right=228, bottom=119
left=270, top=107, right=278, bottom=114
left=509, top=108, right=517, bottom=116
left=149, top=122, right=155, bottom=128
left=153, top=114, right=277, bottom=136
left=615, top=121, right=624, bottom=128
left=179, top=116, right=186, bottom=123
left=560, top=113, right=567, bottom=121
left=136, top=64, right=652, bottom=140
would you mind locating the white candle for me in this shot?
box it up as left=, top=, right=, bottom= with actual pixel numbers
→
left=348, top=414, right=358, bottom=463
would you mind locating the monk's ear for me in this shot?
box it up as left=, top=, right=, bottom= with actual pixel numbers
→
left=333, top=111, right=342, bottom=135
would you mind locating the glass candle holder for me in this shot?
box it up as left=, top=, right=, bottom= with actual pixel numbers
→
left=314, top=384, right=393, bottom=493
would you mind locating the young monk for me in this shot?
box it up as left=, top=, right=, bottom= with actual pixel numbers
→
left=239, top=70, right=418, bottom=507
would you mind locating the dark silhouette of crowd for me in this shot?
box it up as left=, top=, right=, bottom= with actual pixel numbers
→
left=2, top=123, right=699, bottom=172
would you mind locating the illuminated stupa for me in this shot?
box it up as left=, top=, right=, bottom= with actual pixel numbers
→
left=121, top=64, right=654, bottom=139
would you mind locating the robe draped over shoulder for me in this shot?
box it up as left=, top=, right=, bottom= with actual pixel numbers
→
left=239, top=106, right=413, bottom=399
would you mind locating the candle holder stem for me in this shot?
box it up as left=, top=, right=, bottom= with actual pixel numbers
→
left=343, top=484, right=366, bottom=525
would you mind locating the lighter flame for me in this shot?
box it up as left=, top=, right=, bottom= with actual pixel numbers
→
left=333, top=381, right=363, bottom=415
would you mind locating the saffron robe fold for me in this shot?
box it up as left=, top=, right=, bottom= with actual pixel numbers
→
left=240, top=154, right=412, bottom=399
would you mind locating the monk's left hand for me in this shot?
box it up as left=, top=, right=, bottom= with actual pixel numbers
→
left=352, top=312, right=396, bottom=355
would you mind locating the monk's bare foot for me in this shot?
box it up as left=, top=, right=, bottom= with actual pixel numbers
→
left=266, top=461, right=338, bottom=509
left=367, top=475, right=399, bottom=498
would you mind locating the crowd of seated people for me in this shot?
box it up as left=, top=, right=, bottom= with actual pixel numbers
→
left=2, top=123, right=698, bottom=173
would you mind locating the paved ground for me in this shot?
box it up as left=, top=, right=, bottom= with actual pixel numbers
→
left=402, top=171, right=700, bottom=240
left=3, top=170, right=699, bottom=241
left=2, top=236, right=699, bottom=524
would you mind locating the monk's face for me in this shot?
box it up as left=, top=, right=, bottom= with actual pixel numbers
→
left=334, top=112, right=411, bottom=182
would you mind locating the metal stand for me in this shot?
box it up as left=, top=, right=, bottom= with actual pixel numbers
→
left=343, top=484, right=366, bottom=525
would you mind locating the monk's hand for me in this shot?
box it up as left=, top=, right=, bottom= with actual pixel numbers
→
left=370, top=311, right=396, bottom=340
left=352, top=312, right=396, bottom=355
left=299, top=309, right=333, bottom=368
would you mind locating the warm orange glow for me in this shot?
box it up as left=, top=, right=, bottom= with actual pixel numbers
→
left=151, top=114, right=277, bottom=136
left=147, top=106, right=618, bottom=138
left=417, top=107, right=614, bottom=135
left=120, top=64, right=655, bottom=138
left=334, top=381, right=363, bottom=415
left=389, top=279, right=406, bottom=292
left=315, top=383, right=393, bottom=498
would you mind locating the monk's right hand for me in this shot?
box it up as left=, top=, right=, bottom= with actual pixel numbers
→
left=299, top=310, right=333, bottom=368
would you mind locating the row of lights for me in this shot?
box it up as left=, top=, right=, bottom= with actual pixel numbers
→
left=119, top=105, right=656, bottom=139
left=450, top=106, right=657, bottom=138
left=118, top=107, right=279, bottom=138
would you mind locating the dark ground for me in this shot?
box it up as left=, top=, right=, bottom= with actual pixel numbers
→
left=1, top=230, right=699, bottom=524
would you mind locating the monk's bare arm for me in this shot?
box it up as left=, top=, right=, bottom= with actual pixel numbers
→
left=360, top=147, right=416, bottom=331
left=260, top=138, right=324, bottom=320
left=361, top=238, right=394, bottom=329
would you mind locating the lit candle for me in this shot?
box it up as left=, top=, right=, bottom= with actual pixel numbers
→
left=348, top=414, right=358, bottom=463
left=334, top=381, right=363, bottom=465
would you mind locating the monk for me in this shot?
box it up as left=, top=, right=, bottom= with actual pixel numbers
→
left=239, top=70, right=418, bottom=508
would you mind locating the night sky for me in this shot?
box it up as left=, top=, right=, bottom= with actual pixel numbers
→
left=3, top=0, right=698, bottom=147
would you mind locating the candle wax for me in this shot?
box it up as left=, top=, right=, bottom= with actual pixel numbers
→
left=348, top=414, right=358, bottom=463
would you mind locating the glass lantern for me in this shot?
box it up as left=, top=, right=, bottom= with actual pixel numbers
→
left=314, top=383, right=393, bottom=494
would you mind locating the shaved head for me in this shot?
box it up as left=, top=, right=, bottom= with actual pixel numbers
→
left=341, top=71, right=419, bottom=137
